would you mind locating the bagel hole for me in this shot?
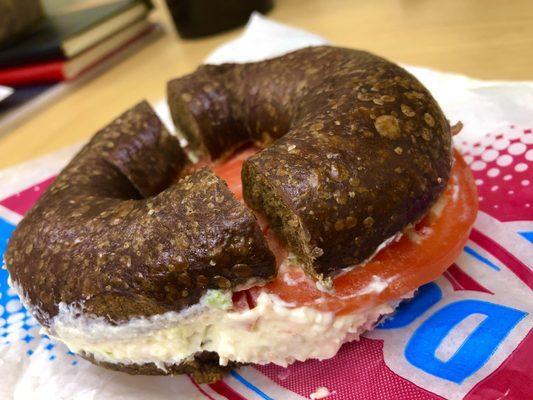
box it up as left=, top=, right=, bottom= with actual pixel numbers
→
left=203, top=145, right=325, bottom=281
left=242, top=162, right=321, bottom=281
left=210, top=145, right=259, bottom=202
left=208, top=145, right=294, bottom=271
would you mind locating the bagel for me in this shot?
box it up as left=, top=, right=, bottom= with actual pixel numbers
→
left=6, top=46, right=477, bottom=383
left=168, top=46, right=451, bottom=279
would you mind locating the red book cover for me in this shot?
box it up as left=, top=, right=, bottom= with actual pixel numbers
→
left=0, top=61, right=66, bottom=85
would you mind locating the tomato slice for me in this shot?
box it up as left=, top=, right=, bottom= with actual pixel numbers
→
left=212, top=147, right=259, bottom=201
left=213, top=148, right=478, bottom=315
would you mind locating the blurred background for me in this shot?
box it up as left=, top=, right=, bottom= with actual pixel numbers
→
left=0, top=0, right=532, bottom=168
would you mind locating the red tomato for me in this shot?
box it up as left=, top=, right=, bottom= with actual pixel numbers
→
left=214, top=149, right=478, bottom=315
left=212, top=147, right=259, bottom=201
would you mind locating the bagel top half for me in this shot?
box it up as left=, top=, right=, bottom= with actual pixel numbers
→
left=168, top=45, right=451, bottom=279
left=6, top=46, right=451, bottom=330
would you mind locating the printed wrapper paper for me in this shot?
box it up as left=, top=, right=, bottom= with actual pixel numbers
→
left=0, top=14, right=532, bottom=400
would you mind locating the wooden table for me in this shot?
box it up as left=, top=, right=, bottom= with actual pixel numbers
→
left=1, top=0, right=533, bottom=169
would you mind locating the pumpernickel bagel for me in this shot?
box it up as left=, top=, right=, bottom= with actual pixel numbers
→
left=168, top=46, right=451, bottom=279
left=6, top=46, right=477, bottom=382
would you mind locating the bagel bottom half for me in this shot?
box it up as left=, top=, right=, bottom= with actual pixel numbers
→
left=82, top=351, right=233, bottom=383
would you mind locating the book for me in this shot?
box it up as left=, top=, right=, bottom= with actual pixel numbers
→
left=0, top=0, right=151, bottom=68
left=0, top=20, right=153, bottom=85
left=0, top=24, right=162, bottom=135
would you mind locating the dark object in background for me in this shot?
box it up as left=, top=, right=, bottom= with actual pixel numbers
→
left=165, top=0, right=273, bottom=38
left=0, top=0, right=44, bottom=48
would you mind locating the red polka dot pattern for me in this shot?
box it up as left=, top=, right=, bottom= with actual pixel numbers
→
left=460, top=127, right=533, bottom=222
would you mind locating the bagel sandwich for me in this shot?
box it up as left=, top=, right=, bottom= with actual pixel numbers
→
left=5, top=46, right=478, bottom=383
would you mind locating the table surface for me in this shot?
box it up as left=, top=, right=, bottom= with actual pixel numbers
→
left=1, top=0, right=533, bottom=169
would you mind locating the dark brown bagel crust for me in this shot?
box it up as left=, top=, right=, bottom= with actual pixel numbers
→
left=82, top=351, right=233, bottom=384
left=168, top=46, right=452, bottom=278
left=5, top=101, right=275, bottom=328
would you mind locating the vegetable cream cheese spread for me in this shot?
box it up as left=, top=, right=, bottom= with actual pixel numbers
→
left=47, top=284, right=412, bottom=370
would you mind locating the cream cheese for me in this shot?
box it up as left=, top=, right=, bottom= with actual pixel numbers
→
left=47, top=286, right=412, bottom=370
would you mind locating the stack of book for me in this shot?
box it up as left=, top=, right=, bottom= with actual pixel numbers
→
left=0, top=0, right=155, bottom=86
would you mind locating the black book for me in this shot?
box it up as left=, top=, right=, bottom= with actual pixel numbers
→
left=0, top=0, right=151, bottom=68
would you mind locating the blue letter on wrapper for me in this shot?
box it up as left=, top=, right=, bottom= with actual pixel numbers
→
left=405, top=300, right=527, bottom=383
